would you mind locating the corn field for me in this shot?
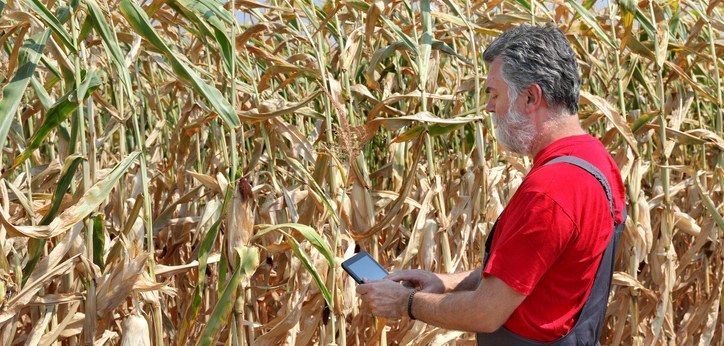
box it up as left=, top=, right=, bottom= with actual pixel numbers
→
left=0, top=0, right=722, bottom=344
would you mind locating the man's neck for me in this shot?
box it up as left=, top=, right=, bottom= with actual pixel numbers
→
left=529, top=114, right=585, bottom=157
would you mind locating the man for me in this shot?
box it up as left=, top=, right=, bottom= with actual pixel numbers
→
left=356, top=24, right=626, bottom=345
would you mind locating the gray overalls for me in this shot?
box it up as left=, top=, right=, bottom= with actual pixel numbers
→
left=478, top=156, right=626, bottom=346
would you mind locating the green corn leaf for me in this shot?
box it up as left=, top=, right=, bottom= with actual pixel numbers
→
left=217, top=243, right=227, bottom=297
left=566, top=0, right=616, bottom=49
left=24, top=238, right=45, bottom=286
left=171, top=0, right=234, bottom=76
left=432, top=40, right=472, bottom=65
left=175, top=0, right=233, bottom=28
left=419, top=0, right=432, bottom=92
left=254, top=223, right=334, bottom=267
left=30, top=76, right=54, bottom=110
left=78, top=12, right=94, bottom=42
left=285, top=233, right=332, bottom=307
left=379, top=15, right=418, bottom=55
left=348, top=1, right=370, bottom=11
left=366, top=42, right=412, bottom=84
left=440, top=0, right=470, bottom=27
left=0, top=31, right=50, bottom=154
left=92, top=214, right=105, bottom=272
left=5, top=70, right=100, bottom=176
left=631, top=66, right=658, bottom=106
left=634, top=7, right=657, bottom=38
left=395, top=123, right=465, bottom=143
left=196, top=246, right=258, bottom=346
left=212, top=26, right=233, bottom=75
left=86, top=0, right=133, bottom=98
left=582, top=0, right=596, bottom=9
left=22, top=0, right=77, bottom=53
left=393, top=126, right=426, bottom=143
left=38, top=55, right=63, bottom=81
left=630, top=111, right=659, bottom=133
left=295, top=0, right=319, bottom=30
left=40, top=154, right=84, bottom=226
left=118, top=0, right=168, bottom=53
left=512, top=0, right=531, bottom=11
left=119, top=0, right=240, bottom=128
left=625, top=36, right=655, bottom=61
left=693, top=174, right=724, bottom=232
left=181, top=0, right=234, bottom=24
left=251, top=223, right=334, bottom=307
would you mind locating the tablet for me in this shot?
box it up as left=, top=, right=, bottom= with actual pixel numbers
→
left=341, top=251, right=388, bottom=284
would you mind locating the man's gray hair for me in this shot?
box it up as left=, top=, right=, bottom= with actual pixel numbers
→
left=483, top=24, right=581, bottom=115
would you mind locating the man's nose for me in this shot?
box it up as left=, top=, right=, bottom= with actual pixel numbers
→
left=485, top=100, right=495, bottom=113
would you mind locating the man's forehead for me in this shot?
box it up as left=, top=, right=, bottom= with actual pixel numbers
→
left=485, top=69, right=505, bottom=91
left=484, top=61, right=504, bottom=90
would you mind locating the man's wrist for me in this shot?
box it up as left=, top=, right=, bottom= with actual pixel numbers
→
left=407, top=289, right=417, bottom=320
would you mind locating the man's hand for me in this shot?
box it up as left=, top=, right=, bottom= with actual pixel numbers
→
left=387, top=270, right=446, bottom=293
left=356, top=279, right=412, bottom=319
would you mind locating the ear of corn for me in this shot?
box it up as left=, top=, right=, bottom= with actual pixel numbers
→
left=0, top=0, right=721, bottom=344
left=121, top=310, right=151, bottom=346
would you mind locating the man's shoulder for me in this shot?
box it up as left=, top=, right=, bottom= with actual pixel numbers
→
left=519, top=160, right=612, bottom=217
left=524, top=162, right=597, bottom=192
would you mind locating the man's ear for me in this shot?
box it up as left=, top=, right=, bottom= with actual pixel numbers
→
left=523, top=84, right=544, bottom=113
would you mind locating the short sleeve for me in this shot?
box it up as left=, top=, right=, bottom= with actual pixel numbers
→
left=483, top=191, right=576, bottom=296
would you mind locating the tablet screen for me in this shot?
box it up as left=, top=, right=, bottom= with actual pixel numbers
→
left=347, top=254, right=387, bottom=282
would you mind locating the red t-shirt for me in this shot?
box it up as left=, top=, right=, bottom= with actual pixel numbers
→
left=483, top=134, right=625, bottom=342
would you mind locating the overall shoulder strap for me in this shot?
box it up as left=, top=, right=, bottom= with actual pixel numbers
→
left=544, top=156, right=615, bottom=222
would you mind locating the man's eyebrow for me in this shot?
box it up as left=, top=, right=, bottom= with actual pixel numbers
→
left=485, top=87, right=492, bottom=94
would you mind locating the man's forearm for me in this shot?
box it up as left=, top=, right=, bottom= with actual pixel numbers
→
left=411, top=289, right=499, bottom=332
left=440, top=268, right=482, bottom=292
left=408, top=274, right=524, bottom=333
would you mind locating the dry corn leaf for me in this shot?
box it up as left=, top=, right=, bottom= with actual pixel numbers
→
left=95, top=330, right=119, bottom=346
left=0, top=254, right=80, bottom=323
left=419, top=218, right=439, bottom=271
left=38, top=302, right=81, bottom=346
left=95, top=252, right=147, bottom=316
left=612, top=271, right=656, bottom=300
left=580, top=90, right=639, bottom=157
left=155, top=253, right=221, bottom=277
left=253, top=280, right=310, bottom=345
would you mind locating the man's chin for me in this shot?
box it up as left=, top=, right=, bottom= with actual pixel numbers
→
left=494, top=136, right=529, bottom=156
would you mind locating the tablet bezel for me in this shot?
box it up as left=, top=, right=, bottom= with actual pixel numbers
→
left=341, top=251, right=389, bottom=284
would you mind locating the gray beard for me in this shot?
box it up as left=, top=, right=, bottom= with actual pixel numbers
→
left=492, top=100, right=536, bottom=156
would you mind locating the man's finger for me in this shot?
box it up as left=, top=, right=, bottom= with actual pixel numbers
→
left=387, top=271, right=415, bottom=281
left=421, top=286, right=439, bottom=293
left=401, top=281, right=416, bottom=288
left=356, top=284, right=371, bottom=295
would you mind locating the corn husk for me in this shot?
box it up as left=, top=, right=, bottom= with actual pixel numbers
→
left=121, top=310, right=151, bottom=346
